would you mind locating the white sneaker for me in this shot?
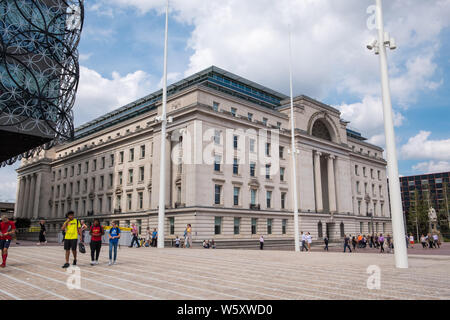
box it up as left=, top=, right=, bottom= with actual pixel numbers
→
left=95, top=261, right=99, bottom=265
left=113, top=260, right=116, bottom=265
left=90, top=260, right=95, bottom=265
left=108, top=260, right=112, bottom=266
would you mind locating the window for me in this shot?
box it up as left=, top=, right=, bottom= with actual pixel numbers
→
left=85, top=161, right=89, bottom=173
left=355, top=165, right=358, bottom=175
left=266, top=191, right=272, bottom=208
left=214, top=217, right=222, bottom=235
left=129, top=148, right=134, bottom=162
left=356, top=181, right=360, bottom=193
left=107, top=197, right=112, bottom=212
left=282, top=219, right=287, bottom=234
left=91, top=177, right=96, bottom=190
left=127, top=194, right=132, bottom=210
left=83, top=179, right=87, bottom=192
left=249, top=139, right=255, bottom=153
left=279, top=146, right=284, bottom=159
left=281, top=192, right=286, bottom=209
left=98, top=198, right=103, bottom=213
left=214, top=155, right=221, bottom=172
left=276, top=122, right=281, bottom=129
left=231, top=107, right=237, bottom=117
left=214, top=185, right=222, bottom=205
left=169, top=217, right=175, bottom=235
left=265, top=164, right=271, bottom=179
left=360, top=222, right=363, bottom=234
left=371, top=169, right=374, bottom=179
left=116, top=195, right=121, bottom=210
left=251, top=218, right=257, bottom=234
left=100, top=176, right=104, bottom=189
left=64, top=168, right=68, bottom=178
left=381, top=203, right=384, bottom=216
left=118, top=171, right=123, bottom=185
left=364, top=182, right=368, bottom=194
left=340, top=222, right=345, bottom=238
left=262, top=118, right=268, bottom=126
left=250, top=162, right=256, bottom=177
left=363, top=167, right=366, bottom=177
left=76, top=181, right=80, bottom=193
left=109, top=173, right=113, bottom=187
left=128, top=169, right=133, bottom=184
left=139, top=167, right=145, bottom=182
left=58, top=169, right=61, bottom=179
left=138, top=192, right=143, bottom=209
left=119, top=151, right=124, bottom=163
left=358, top=200, right=361, bottom=215
left=140, top=145, right=145, bottom=158
left=110, top=154, right=115, bottom=166
left=265, top=143, right=271, bottom=156
left=233, top=187, right=240, bottom=206
left=213, top=101, right=219, bottom=111
left=233, top=135, right=238, bottom=149
left=267, top=219, right=273, bottom=234
left=233, top=158, right=239, bottom=175
left=234, top=217, right=240, bottom=235
left=247, top=113, right=253, bottom=121
left=101, top=157, right=105, bottom=169
left=251, top=189, right=257, bottom=205
left=77, top=163, right=81, bottom=175
left=214, top=130, right=221, bottom=145
left=93, top=159, right=97, bottom=171
left=318, top=221, right=323, bottom=238
left=280, top=167, right=285, bottom=182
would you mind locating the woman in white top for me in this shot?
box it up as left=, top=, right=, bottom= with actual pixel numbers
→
left=307, top=232, right=312, bottom=251
left=409, top=234, right=414, bottom=248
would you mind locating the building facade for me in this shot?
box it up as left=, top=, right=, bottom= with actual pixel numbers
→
left=15, top=66, right=392, bottom=243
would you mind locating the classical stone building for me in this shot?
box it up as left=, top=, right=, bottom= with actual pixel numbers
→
left=15, top=66, right=392, bottom=244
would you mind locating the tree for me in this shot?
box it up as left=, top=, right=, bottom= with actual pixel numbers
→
left=407, top=190, right=429, bottom=239
left=14, top=218, right=31, bottom=229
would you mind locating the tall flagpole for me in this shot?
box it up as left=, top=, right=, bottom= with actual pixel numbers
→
left=288, top=27, right=300, bottom=252
left=373, top=0, right=408, bottom=267
left=157, top=0, right=169, bottom=248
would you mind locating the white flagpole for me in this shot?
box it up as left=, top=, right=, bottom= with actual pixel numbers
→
left=157, top=0, right=169, bottom=248
left=374, top=0, right=408, bottom=267
left=288, top=27, right=300, bottom=252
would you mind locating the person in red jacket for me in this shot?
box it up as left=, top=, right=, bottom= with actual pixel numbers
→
left=0, top=215, right=16, bottom=268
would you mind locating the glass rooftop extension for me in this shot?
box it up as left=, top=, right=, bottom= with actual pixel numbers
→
left=74, top=66, right=288, bottom=139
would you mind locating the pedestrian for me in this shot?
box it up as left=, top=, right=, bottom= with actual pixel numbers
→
left=108, top=222, right=121, bottom=265
left=409, top=234, right=415, bottom=248
left=210, top=239, right=216, bottom=249
left=186, top=224, right=192, bottom=248
left=0, top=215, right=16, bottom=268
left=386, top=234, right=392, bottom=253
left=151, top=228, right=158, bottom=247
left=343, top=234, right=352, bottom=253
left=301, top=231, right=308, bottom=252
left=379, top=233, right=385, bottom=253
left=351, top=235, right=357, bottom=251
left=89, top=219, right=104, bottom=265
left=37, top=219, right=47, bottom=246
left=80, top=220, right=88, bottom=243
left=420, top=234, right=427, bottom=248
left=369, top=234, right=374, bottom=248
left=175, top=235, right=180, bottom=248
left=61, top=211, right=81, bottom=268
left=307, top=232, right=312, bottom=251
left=433, top=234, right=440, bottom=248
left=323, top=236, right=329, bottom=251
left=203, top=240, right=209, bottom=248
left=259, top=235, right=264, bottom=250
left=427, top=233, right=434, bottom=249
left=183, top=227, right=188, bottom=248
left=145, top=227, right=151, bottom=247
left=374, top=234, right=379, bottom=249
left=129, top=223, right=140, bottom=248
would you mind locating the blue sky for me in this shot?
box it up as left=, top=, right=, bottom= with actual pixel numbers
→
left=1, top=0, right=450, bottom=201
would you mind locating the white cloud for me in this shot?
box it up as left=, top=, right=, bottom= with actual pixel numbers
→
left=74, top=66, right=155, bottom=126
left=412, top=161, right=450, bottom=174
left=0, top=164, right=19, bottom=203
left=400, top=131, right=450, bottom=160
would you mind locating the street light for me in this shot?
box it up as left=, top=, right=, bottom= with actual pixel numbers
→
left=366, top=0, right=408, bottom=268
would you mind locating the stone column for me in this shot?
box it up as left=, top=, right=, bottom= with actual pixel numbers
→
left=32, top=172, right=42, bottom=219
left=327, top=155, right=337, bottom=213
left=22, top=175, right=31, bottom=219
left=15, top=177, right=25, bottom=217
left=334, top=156, right=341, bottom=213
left=27, top=174, right=36, bottom=218
left=314, top=151, right=323, bottom=212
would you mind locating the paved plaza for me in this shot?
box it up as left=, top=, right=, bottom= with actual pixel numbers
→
left=0, top=244, right=449, bottom=300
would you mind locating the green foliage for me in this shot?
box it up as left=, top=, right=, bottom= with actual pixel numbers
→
left=14, top=217, right=31, bottom=229
left=407, top=190, right=430, bottom=237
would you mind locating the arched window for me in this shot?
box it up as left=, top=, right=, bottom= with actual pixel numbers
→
left=318, top=221, right=323, bottom=238
left=340, top=222, right=345, bottom=238
left=312, top=120, right=332, bottom=141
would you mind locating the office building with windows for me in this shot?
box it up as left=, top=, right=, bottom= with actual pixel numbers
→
left=15, top=66, right=392, bottom=244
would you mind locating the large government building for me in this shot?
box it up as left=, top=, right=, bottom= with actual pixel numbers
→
left=15, top=66, right=392, bottom=244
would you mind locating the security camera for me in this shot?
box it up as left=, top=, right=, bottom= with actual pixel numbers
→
left=389, top=37, right=397, bottom=50
left=384, top=32, right=390, bottom=45
left=367, top=39, right=378, bottom=50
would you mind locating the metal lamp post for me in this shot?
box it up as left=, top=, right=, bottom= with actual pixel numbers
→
left=367, top=0, right=408, bottom=268
left=157, top=0, right=170, bottom=248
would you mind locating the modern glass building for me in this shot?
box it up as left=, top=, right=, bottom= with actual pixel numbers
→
left=0, top=0, right=84, bottom=166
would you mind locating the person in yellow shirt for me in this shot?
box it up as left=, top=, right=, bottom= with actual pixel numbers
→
left=61, top=211, right=81, bottom=268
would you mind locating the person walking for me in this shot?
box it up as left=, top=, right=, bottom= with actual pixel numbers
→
left=186, top=224, right=192, bottom=248
left=89, top=219, right=104, bottom=265
left=379, top=233, right=385, bottom=253
left=323, top=236, right=329, bottom=251
left=427, top=233, right=434, bottom=249
left=351, top=235, right=357, bottom=251
left=386, top=234, right=392, bottom=253
left=210, top=239, right=216, bottom=249
left=80, top=220, right=88, bottom=243
left=259, top=235, right=264, bottom=250
left=37, top=219, right=47, bottom=246
left=409, top=234, right=415, bottom=248
left=151, top=228, right=158, bottom=247
left=175, top=235, right=181, bottom=248
left=129, top=223, right=140, bottom=248
left=432, top=233, right=440, bottom=249
left=301, top=231, right=308, bottom=252
left=369, top=234, right=374, bottom=248
left=343, top=234, right=352, bottom=253
left=145, top=227, right=151, bottom=247
left=108, top=222, right=121, bottom=265
left=61, top=211, right=82, bottom=268
left=420, top=234, right=427, bottom=248
left=0, top=215, right=16, bottom=268
left=306, top=232, right=312, bottom=251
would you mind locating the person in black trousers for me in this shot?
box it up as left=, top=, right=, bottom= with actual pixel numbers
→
left=323, top=236, right=329, bottom=251
left=89, top=219, right=104, bottom=265
left=38, top=219, right=47, bottom=245
left=343, top=234, right=352, bottom=253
